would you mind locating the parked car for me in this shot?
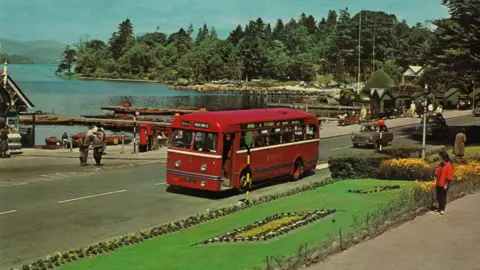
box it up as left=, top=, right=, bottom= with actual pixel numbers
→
left=473, top=107, right=480, bottom=117
left=412, top=115, right=449, bottom=139
left=351, top=122, right=394, bottom=148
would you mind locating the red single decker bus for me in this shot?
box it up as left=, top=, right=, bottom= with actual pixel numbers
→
left=166, top=108, right=320, bottom=192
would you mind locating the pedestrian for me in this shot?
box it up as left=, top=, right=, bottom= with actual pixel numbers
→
left=79, top=133, right=93, bottom=166
left=0, top=125, right=9, bottom=158
left=93, top=131, right=104, bottom=166
left=453, top=128, right=467, bottom=159
left=435, top=151, right=454, bottom=215
left=98, top=127, right=107, bottom=155
left=360, top=106, right=367, bottom=123
left=61, top=132, right=69, bottom=150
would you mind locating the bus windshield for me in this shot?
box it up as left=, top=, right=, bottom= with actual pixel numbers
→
left=193, top=132, right=218, bottom=153
left=169, top=129, right=194, bottom=149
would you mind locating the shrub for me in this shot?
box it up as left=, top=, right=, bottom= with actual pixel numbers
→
left=378, top=158, right=434, bottom=181
left=328, top=153, right=389, bottom=179
left=378, top=146, right=422, bottom=158
left=454, top=160, right=480, bottom=181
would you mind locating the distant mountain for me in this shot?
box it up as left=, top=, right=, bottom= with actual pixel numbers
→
left=0, top=38, right=67, bottom=64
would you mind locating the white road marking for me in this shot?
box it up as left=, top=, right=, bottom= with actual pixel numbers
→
left=398, top=135, right=409, bottom=138
left=57, top=190, right=127, bottom=204
left=0, top=210, right=17, bottom=216
left=155, top=182, right=167, bottom=186
left=315, top=163, right=329, bottom=170
left=330, top=146, right=352, bottom=151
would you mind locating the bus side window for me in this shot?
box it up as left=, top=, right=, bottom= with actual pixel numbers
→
left=282, top=126, right=294, bottom=143
left=306, top=125, right=316, bottom=140
left=239, top=131, right=248, bottom=150
left=269, top=128, right=281, bottom=145
left=255, top=129, right=268, bottom=147
left=294, top=125, right=304, bottom=141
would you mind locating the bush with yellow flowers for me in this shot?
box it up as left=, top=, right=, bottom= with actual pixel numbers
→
left=454, top=160, right=480, bottom=181
left=379, top=158, right=434, bottom=181
left=415, top=180, right=435, bottom=192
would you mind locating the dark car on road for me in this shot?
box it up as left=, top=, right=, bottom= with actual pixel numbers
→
left=473, top=107, right=480, bottom=117
left=351, top=123, right=394, bottom=148
left=412, top=116, right=449, bottom=139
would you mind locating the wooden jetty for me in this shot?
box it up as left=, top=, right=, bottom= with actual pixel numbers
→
left=100, top=106, right=199, bottom=115
left=266, top=103, right=361, bottom=111
left=19, top=114, right=170, bottom=132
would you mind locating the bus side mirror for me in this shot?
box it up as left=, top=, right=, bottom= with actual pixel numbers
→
left=245, top=131, right=254, bottom=149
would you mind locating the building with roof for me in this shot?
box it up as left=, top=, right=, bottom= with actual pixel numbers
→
left=0, top=63, right=35, bottom=125
left=402, top=66, right=425, bottom=83
left=362, top=69, right=395, bottom=113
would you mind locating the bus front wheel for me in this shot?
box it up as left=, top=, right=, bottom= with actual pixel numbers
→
left=292, top=159, right=304, bottom=181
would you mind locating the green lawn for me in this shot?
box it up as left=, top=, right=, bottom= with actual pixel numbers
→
left=428, top=146, right=480, bottom=162
left=61, top=180, right=414, bottom=270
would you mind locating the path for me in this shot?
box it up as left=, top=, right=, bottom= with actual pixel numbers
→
left=307, top=192, right=480, bottom=270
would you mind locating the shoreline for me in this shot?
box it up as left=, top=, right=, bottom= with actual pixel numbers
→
left=56, top=75, right=343, bottom=94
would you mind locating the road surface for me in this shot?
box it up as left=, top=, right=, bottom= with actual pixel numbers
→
left=0, top=115, right=478, bottom=269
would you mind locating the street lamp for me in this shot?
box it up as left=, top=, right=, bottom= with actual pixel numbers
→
left=421, top=84, right=430, bottom=159
left=133, top=110, right=139, bottom=153
left=473, top=80, right=476, bottom=110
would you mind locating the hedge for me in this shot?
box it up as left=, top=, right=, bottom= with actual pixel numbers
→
left=376, top=145, right=446, bottom=159
left=328, top=153, right=389, bottom=179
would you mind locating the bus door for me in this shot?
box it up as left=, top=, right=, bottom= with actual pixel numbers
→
left=222, top=133, right=234, bottom=181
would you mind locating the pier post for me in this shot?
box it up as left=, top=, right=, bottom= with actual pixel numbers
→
left=69, top=135, right=73, bottom=152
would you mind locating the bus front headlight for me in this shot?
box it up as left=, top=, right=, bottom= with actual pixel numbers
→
left=174, top=160, right=181, bottom=168
left=200, top=164, right=207, bottom=172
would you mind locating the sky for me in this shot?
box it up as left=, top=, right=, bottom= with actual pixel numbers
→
left=0, top=0, right=449, bottom=44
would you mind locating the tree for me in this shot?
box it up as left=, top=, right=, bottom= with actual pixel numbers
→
left=56, top=45, right=77, bottom=75
left=423, top=0, right=480, bottom=89
left=109, top=19, right=134, bottom=60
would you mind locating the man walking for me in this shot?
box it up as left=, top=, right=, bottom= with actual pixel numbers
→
left=93, top=130, right=105, bottom=166
left=453, top=128, right=467, bottom=159
left=79, top=133, right=93, bottom=166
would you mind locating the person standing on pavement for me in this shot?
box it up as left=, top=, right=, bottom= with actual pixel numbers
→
left=435, top=151, right=454, bottom=215
left=61, top=132, right=69, bottom=150
left=453, top=128, right=467, bottom=159
left=360, top=106, right=367, bottom=123
left=0, top=125, right=9, bottom=158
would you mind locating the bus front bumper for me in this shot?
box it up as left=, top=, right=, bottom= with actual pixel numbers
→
left=166, top=169, right=224, bottom=191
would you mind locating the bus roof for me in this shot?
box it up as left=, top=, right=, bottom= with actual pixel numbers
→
left=171, top=108, right=317, bottom=132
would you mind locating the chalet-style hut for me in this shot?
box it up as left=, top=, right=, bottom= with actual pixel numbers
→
left=402, top=66, right=425, bottom=83
left=443, top=88, right=464, bottom=109
left=0, top=63, right=34, bottom=126
left=363, top=69, right=395, bottom=113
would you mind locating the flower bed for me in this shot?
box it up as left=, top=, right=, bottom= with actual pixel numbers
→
left=348, top=185, right=401, bottom=194
left=378, top=158, right=434, bottom=181
left=199, top=210, right=337, bottom=245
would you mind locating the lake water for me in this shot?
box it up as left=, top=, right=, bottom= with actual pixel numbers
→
left=8, top=64, right=266, bottom=145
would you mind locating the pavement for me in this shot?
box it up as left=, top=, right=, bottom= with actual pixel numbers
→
left=307, top=192, right=480, bottom=270
left=319, top=109, right=472, bottom=138
left=0, top=114, right=478, bottom=269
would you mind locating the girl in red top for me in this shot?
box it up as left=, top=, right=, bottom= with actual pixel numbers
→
left=435, top=151, right=454, bottom=215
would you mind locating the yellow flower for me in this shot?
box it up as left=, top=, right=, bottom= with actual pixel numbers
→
left=414, top=180, right=435, bottom=192
left=454, top=161, right=480, bottom=181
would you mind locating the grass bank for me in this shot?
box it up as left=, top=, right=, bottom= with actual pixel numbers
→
left=60, top=180, right=414, bottom=270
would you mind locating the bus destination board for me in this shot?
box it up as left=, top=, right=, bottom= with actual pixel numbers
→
left=194, top=122, right=210, bottom=128
left=240, top=119, right=304, bottom=129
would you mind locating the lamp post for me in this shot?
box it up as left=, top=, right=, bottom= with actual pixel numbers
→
left=421, top=84, right=430, bottom=159
left=473, top=80, right=476, bottom=110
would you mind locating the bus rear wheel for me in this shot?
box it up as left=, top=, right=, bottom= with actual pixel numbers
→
left=292, top=159, right=304, bottom=181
